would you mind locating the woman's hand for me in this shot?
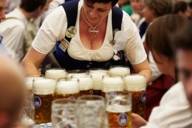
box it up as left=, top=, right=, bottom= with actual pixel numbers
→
left=133, top=59, right=152, bottom=83
left=132, top=113, right=147, bottom=128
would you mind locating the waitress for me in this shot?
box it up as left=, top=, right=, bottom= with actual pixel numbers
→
left=22, top=0, right=151, bottom=82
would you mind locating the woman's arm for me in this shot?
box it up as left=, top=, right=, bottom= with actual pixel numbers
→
left=132, top=59, right=151, bottom=83
left=22, top=48, right=47, bottom=76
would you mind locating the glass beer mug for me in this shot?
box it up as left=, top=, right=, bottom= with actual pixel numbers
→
left=55, top=80, right=79, bottom=99
left=33, top=78, right=56, bottom=124
left=102, top=77, right=132, bottom=128
left=52, top=99, right=77, bottom=128
left=89, top=70, right=108, bottom=96
left=124, top=75, right=146, bottom=117
left=76, top=95, right=105, bottom=128
left=71, top=76, right=93, bottom=96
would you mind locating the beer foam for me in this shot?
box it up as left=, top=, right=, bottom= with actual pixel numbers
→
left=102, top=77, right=124, bottom=92
left=106, top=104, right=131, bottom=113
left=89, top=69, right=108, bottom=76
left=90, top=72, right=108, bottom=90
left=56, top=80, right=79, bottom=95
left=108, top=67, right=130, bottom=77
left=45, top=69, right=67, bottom=80
left=77, top=77, right=93, bottom=91
left=25, top=77, right=44, bottom=90
left=67, top=73, right=88, bottom=79
left=33, top=78, right=56, bottom=95
left=124, top=75, right=146, bottom=91
left=25, top=77, right=34, bottom=90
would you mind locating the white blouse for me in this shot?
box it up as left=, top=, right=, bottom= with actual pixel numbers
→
left=32, top=0, right=146, bottom=65
left=142, top=82, right=192, bottom=128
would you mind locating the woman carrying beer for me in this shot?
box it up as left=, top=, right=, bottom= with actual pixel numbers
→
left=22, top=0, right=151, bottom=82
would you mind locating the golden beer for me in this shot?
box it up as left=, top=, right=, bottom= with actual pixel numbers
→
left=34, top=94, right=54, bottom=124
left=33, top=78, right=56, bottom=124
left=92, top=90, right=105, bottom=97
left=131, top=91, right=146, bottom=117
left=107, top=105, right=132, bottom=128
left=55, top=80, right=79, bottom=99
left=55, top=93, right=79, bottom=99
left=124, top=75, right=146, bottom=117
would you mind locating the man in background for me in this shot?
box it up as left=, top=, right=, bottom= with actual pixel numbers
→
left=0, top=0, right=15, bottom=57
left=0, top=0, right=49, bottom=61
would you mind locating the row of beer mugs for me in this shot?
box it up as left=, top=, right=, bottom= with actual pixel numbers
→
left=25, top=68, right=146, bottom=127
left=44, top=68, right=147, bottom=118
left=44, top=67, right=130, bottom=95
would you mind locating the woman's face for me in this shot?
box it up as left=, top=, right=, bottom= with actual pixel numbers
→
left=83, top=0, right=112, bottom=25
left=130, top=0, right=144, bottom=13
left=151, top=50, right=174, bottom=77
left=142, top=5, right=156, bottom=23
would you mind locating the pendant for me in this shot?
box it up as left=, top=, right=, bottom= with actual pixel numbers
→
left=89, top=27, right=99, bottom=33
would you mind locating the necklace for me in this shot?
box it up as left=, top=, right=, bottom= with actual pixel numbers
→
left=81, top=8, right=104, bottom=37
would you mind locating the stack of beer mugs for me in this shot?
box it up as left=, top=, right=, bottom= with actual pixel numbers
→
left=102, top=76, right=132, bottom=128
left=27, top=67, right=149, bottom=127
left=124, top=75, right=147, bottom=117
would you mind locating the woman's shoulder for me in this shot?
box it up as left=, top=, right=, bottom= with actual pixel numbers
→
left=121, top=11, right=138, bottom=31
left=46, top=6, right=67, bottom=20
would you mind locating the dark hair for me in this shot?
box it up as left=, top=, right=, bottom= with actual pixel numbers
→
left=20, top=0, right=47, bottom=12
left=145, top=14, right=188, bottom=59
left=173, top=1, right=188, bottom=14
left=171, top=20, right=192, bottom=51
left=85, top=0, right=118, bottom=7
left=144, top=0, right=173, bottom=17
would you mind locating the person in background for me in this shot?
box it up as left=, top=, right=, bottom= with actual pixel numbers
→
left=142, top=0, right=174, bottom=119
left=172, top=18, right=192, bottom=107
left=0, top=0, right=15, bottom=57
left=22, top=0, right=151, bottom=82
left=118, top=0, right=133, bottom=16
left=0, top=0, right=50, bottom=61
left=132, top=14, right=192, bottom=128
left=130, top=0, right=144, bottom=25
left=5, top=0, right=20, bottom=13
left=173, top=0, right=190, bottom=18
left=0, top=55, right=26, bottom=128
